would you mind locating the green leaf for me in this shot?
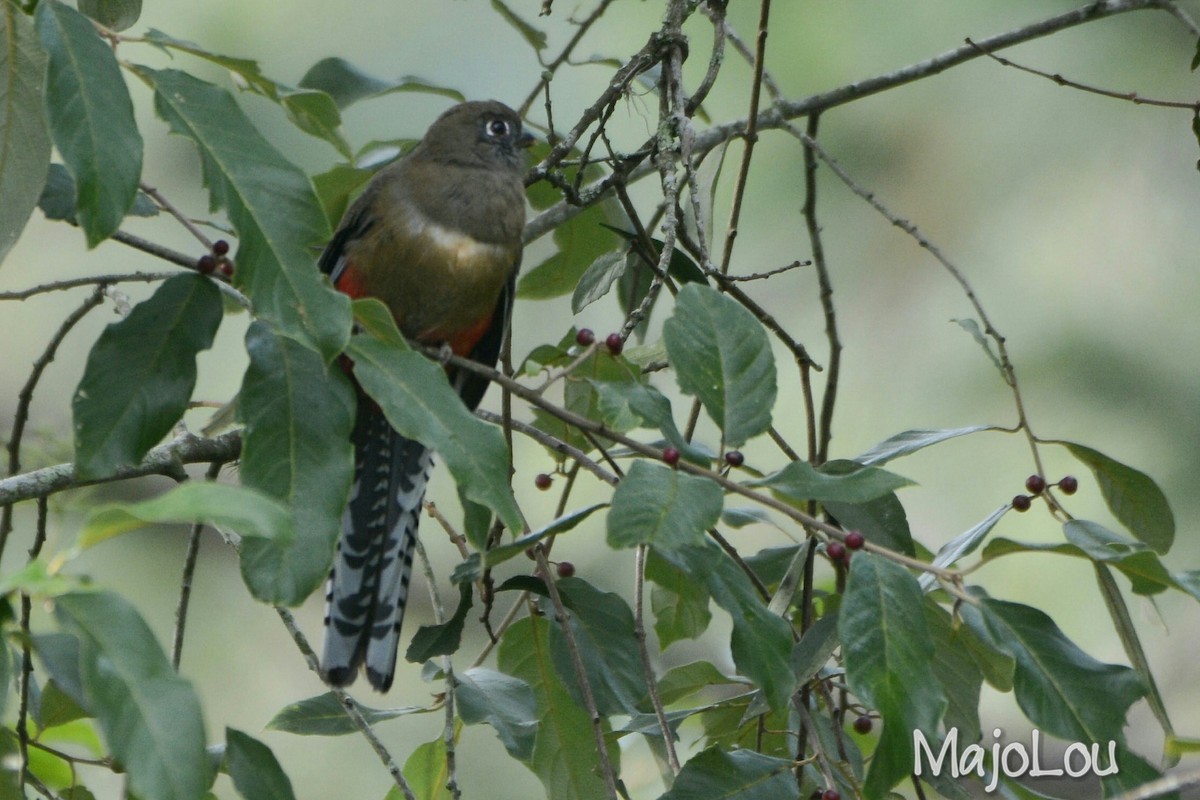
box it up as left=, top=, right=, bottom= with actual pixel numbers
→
left=266, top=692, right=427, bottom=736
left=571, top=249, right=627, bottom=312
left=791, top=612, right=839, bottom=681
left=517, top=202, right=620, bottom=299
left=840, top=553, right=945, bottom=799
left=606, top=461, right=723, bottom=553
left=664, top=284, right=776, bottom=447
left=406, top=584, right=472, bottom=663
left=924, top=601, right=982, bottom=743
left=347, top=332, right=523, bottom=535
left=545, top=577, right=648, bottom=716
left=142, top=67, right=350, bottom=359
left=77, top=0, right=140, bottom=30
left=481, top=503, right=606, bottom=570
left=225, top=729, right=296, bottom=800
left=72, top=273, right=222, bottom=479
left=820, top=460, right=916, bottom=555
left=80, top=482, right=292, bottom=549
left=588, top=379, right=698, bottom=456
left=298, top=57, right=464, bottom=109
left=0, top=559, right=76, bottom=598
left=142, top=29, right=280, bottom=98
left=32, top=633, right=86, bottom=711
left=36, top=0, right=141, bottom=247
left=237, top=322, right=355, bottom=605
left=855, top=425, right=998, bottom=466
left=490, top=0, right=547, bottom=51
left=398, top=736, right=453, bottom=800
left=645, top=549, right=712, bottom=646
left=661, top=747, right=799, bottom=800
left=279, top=89, right=351, bottom=159
left=1057, top=441, right=1175, bottom=554
left=917, top=504, right=1008, bottom=591
left=749, top=459, right=913, bottom=506
left=657, top=661, right=749, bottom=705
left=55, top=591, right=213, bottom=800
left=978, top=598, right=1145, bottom=743
left=663, top=541, right=795, bottom=712
left=456, top=667, right=537, bottom=761
left=0, top=2, right=52, bottom=266
left=497, top=616, right=620, bottom=797
left=36, top=680, right=91, bottom=730
left=312, top=163, right=373, bottom=227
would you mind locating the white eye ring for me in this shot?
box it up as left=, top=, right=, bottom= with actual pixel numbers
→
left=486, top=118, right=510, bottom=138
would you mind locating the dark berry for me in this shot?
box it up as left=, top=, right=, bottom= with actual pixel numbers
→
left=1025, top=474, right=1046, bottom=494
left=212, top=239, right=230, bottom=256
left=556, top=561, right=576, bottom=578
left=826, top=541, right=846, bottom=562
left=219, top=260, right=234, bottom=277
left=845, top=531, right=865, bottom=550
left=605, top=333, right=623, bottom=355
left=1058, top=475, right=1079, bottom=495
left=575, top=328, right=595, bottom=346
left=197, top=254, right=217, bottom=274
left=534, top=472, right=553, bottom=491
left=662, top=446, right=681, bottom=466
left=724, top=450, right=745, bottom=467
left=853, top=715, right=872, bottom=734
left=822, top=791, right=841, bottom=800
left=1012, top=494, right=1032, bottom=512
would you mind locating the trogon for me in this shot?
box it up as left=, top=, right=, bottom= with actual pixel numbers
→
left=318, top=101, right=532, bottom=691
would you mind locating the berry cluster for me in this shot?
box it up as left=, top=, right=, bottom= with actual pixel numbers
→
left=1011, top=474, right=1079, bottom=512
left=196, top=239, right=234, bottom=277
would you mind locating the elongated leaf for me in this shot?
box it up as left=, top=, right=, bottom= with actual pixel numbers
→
left=978, top=598, right=1144, bottom=744
left=606, top=461, right=723, bottom=553
left=924, top=601, right=982, bottom=743
left=142, top=29, right=279, bottom=97
left=299, top=57, right=464, bottom=108
left=80, top=482, right=292, bottom=549
left=517, top=202, right=620, bottom=299
left=142, top=67, right=349, bottom=358
left=483, top=503, right=606, bottom=569
left=664, top=284, right=776, bottom=447
left=347, top=333, right=523, bottom=535
left=749, top=459, right=912, bottom=506
left=546, top=577, right=648, bottom=716
left=73, top=274, right=222, bottom=479
left=1057, top=441, right=1175, bottom=554
left=491, top=0, right=547, bottom=51
left=456, top=668, right=537, bottom=761
left=399, top=736, right=453, bottom=800
left=840, top=553, right=945, bottom=799
left=55, top=592, right=212, bottom=800
left=77, top=0, right=140, bottom=30
left=36, top=0, right=141, bottom=246
left=571, top=249, right=627, bottom=312
left=267, top=692, right=427, bottom=736
left=588, top=379, right=699, bottom=457
left=791, top=612, right=839, bottom=681
left=237, top=322, right=354, bottom=605
left=497, top=616, right=619, bottom=798
left=0, top=3, right=51, bottom=265
left=645, top=550, right=712, bottom=646
left=820, top=459, right=916, bottom=555
left=855, top=426, right=998, bottom=466
left=406, top=584, right=472, bottom=663
left=279, top=89, right=350, bottom=158
left=225, top=729, right=296, bottom=800
left=661, top=747, right=799, bottom=800
left=952, top=318, right=1003, bottom=375
left=918, top=505, right=1008, bottom=591
left=662, top=541, right=795, bottom=712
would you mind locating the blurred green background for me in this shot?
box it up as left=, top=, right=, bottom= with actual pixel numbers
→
left=4, top=1, right=1199, bottom=797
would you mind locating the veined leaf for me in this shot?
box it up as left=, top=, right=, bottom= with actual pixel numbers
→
left=855, top=425, right=998, bottom=466
left=664, top=284, right=776, bottom=447
left=267, top=692, right=428, bottom=736
left=238, top=322, right=355, bottom=606
left=456, top=668, right=537, bottom=761
left=660, top=747, right=799, bottom=800
left=606, top=461, right=722, bottom=553
left=0, top=3, right=52, bottom=265
left=225, top=729, right=296, bottom=800
left=73, top=274, right=222, bottom=479
left=142, top=67, right=350, bottom=359
left=36, top=0, right=142, bottom=246
left=299, top=57, right=464, bottom=108
left=77, top=0, right=140, bottom=30
left=749, top=459, right=912, bottom=506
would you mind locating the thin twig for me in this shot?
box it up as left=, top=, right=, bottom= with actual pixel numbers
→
left=172, top=460, right=224, bottom=671
left=475, top=410, right=618, bottom=486
left=967, top=37, right=1200, bottom=110
left=17, top=497, right=49, bottom=794
left=532, top=547, right=619, bottom=799
left=634, top=544, right=680, bottom=773
left=111, top=229, right=206, bottom=270
left=519, top=0, right=619, bottom=117
left=415, top=537, right=462, bottom=800
left=141, top=182, right=215, bottom=248
left=0, top=271, right=177, bottom=301
left=274, top=607, right=417, bottom=800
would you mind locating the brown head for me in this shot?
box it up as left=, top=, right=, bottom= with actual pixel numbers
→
left=415, top=100, right=534, bottom=175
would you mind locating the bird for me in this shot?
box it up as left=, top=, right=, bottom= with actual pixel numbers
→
left=317, top=100, right=533, bottom=691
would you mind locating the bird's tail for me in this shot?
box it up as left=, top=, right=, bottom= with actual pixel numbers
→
left=321, top=401, right=433, bottom=692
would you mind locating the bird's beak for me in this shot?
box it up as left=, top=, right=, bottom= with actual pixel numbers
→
left=518, top=131, right=537, bottom=149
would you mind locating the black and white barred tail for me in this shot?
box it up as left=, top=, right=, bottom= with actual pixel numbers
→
left=320, top=402, right=433, bottom=692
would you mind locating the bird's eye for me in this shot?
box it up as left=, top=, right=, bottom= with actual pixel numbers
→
left=486, top=118, right=510, bottom=138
